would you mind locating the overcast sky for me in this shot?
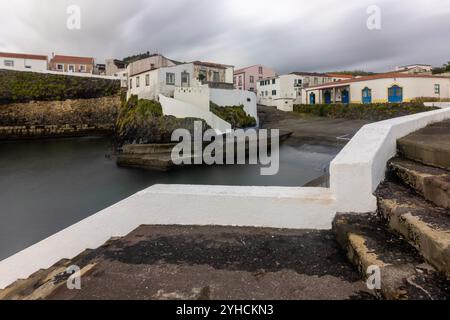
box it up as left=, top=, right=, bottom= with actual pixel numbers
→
left=1, top=0, right=449, bottom=73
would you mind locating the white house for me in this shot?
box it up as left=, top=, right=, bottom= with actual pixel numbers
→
left=302, top=73, right=450, bottom=105
left=127, top=58, right=257, bottom=133
left=395, top=64, right=433, bottom=74
left=257, top=72, right=345, bottom=111
left=0, top=52, right=48, bottom=72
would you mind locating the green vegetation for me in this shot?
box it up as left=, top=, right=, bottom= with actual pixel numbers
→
left=327, top=70, right=375, bottom=76
left=0, top=69, right=121, bottom=105
left=122, top=51, right=153, bottom=65
left=411, top=97, right=450, bottom=103
left=210, top=102, right=257, bottom=128
left=432, top=62, right=450, bottom=75
left=116, top=95, right=210, bottom=145
left=293, top=102, right=438, bottom=121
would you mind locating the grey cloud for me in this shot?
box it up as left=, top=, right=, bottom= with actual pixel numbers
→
left=0, top=0, right=449, bottom=73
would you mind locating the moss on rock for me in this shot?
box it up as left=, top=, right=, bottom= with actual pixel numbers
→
left=210, top=101, right=256, bottom=128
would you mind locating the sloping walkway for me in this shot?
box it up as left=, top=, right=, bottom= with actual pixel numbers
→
left=1, top=226, right=374, bottom=300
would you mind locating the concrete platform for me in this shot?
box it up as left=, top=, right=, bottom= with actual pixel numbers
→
left=398, top=119, right=450, bottom=170
left=0, top=226, right=375, bottom=300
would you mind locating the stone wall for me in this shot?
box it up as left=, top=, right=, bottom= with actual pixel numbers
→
left=0, top=95, right=120, bottom=139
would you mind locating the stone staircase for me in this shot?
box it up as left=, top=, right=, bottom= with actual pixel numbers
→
left=334, top=120, right=450, bottom=300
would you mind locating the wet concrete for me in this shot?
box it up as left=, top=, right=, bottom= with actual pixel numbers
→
left=258, top=105, right=370, bottom=147
left=35, top=226, right=376, bottom=300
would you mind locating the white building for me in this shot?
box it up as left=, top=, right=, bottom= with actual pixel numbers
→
left=127, top=59, right=257, bottom=133
left=257, top=72, right=346, bottom=111
left=0, top=52, right=48, bottom=72
left=302, top=73, right=450, bottom=105
left=395, top=64, right=433, bottom=74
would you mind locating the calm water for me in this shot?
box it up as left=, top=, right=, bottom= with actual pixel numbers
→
left=0, top=137, right=340, bottom=260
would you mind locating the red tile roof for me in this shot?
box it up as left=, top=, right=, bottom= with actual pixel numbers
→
left=305, top=73, right=450, bottom=90
left=50, top=55, right=94, bottom=65
left=193, top=61, right=233, bottom=69
left=326, top=73, right=354, bottom=79
left=0, top=52, right=47, bottom=61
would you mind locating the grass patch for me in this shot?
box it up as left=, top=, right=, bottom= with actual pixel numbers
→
left=0, top=69, right=121, bottom=105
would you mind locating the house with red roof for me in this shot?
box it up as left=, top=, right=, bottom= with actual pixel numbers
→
left=49, top=54, right=95, bottom=74
left=302, top=73, right=450, bottom=105
left=0, top=52, right=48, bottom=72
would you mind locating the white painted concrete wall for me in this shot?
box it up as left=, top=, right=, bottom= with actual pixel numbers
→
left=174, top=85, right=210, bottom=110
left=210, top=88, right=258, bottom=122
left=159, top=94, right=231, bottom=134
left=330, top=107, right=450, bottom=212
left=0, top=185, right=334, bottom=290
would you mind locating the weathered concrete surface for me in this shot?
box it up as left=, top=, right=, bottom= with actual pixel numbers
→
left=398, top=119, right=450, bottom=170
left=333, top=213, right=450, bottom=300
left=388, top=157, right=450, bottom=210
left=377, top=182, right=450, bottom=278
left=0, top=226, right=375, bottom=300
left=258, top=105, right=370, bottom=147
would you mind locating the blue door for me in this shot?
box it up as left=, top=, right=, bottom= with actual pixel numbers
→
left=341, top=89, right=349, bottom=104
left=324, top=91, right=331, bottom=104
left=310, top=93, right=316, bottom=105
left=388, top=85, right=403, bottom=103
left=362, top=87, right=372, bottom=104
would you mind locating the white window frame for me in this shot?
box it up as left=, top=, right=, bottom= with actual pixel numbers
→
left=166, top=73, right=175, bottom=85
left=68, top=64, right=76, bottom=72
left=136, top=76, right=140, bottom=88
left=56, top=63, right=64, bottom=71
left=4, top=60, right=14, bottom=67
left=145, top=74, right=150, bottom=86
left=79, top=65, right=86, bottom=72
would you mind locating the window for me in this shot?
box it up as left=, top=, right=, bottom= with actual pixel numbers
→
left=181, top=71, right=190, bottom=86
left=272, top=90, right=277, bottom=96
left=213, top=71, right=220, bottom=82
left=145, top=74, right=150, bottom=86
left=79, top=65, right=86, bottom=72
left=68, top=65, right=75, bottom=72
left=4, top=60, right=14, bottom=67
left=136, top=76, right=140, bottom=87
left=238, top=76, right=242, bottom=86
left=435, top=84, right=440, bottom=94
left=57, top=64, right=64, bottom=71
left=258, top=66, right=263, bottom=74
left=166, top=73, right=175, bottom=85
left=129, top=79, right=133, bottom=89
left=362, top=87, right=372, bottom=104
left=250, top=76, right=254, bottom=83
left=260, top=81, right=264, bottom=86
left=272, top=79, right=276, bottom=84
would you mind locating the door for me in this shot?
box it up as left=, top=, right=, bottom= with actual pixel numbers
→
left=341, top=89, right=349, bottom=104
left=324, top=91, right=331, bottom=104
left=309, top=93, right=316, bottom=105
left=362, top=87, right=372, bottom=104
left=388, top=85, right=403, bottom=103
left=181, top=71, right=190, bottom=87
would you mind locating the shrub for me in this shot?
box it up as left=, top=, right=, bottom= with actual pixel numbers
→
left=293, top=102, right=438, bottom=121
left=210, top=101, right=257, bottom=128
left=0, top=69, right=121, bottom=105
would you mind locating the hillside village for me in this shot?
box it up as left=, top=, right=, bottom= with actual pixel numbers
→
left=1, top=50, right=450, bottom=135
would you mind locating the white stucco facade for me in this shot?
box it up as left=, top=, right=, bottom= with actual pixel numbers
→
left=0, top=55, right=48, bottom=72
left=303, top=75, right=450, bottom=104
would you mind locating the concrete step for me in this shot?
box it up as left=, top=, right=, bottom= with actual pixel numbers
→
left=388, top=158, right=450, bottom=210
left=333, top=213, right=450, bottom=300
left=377, top=181, right=450, bottom=277
left=397, top=120, right=450, bottom=170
